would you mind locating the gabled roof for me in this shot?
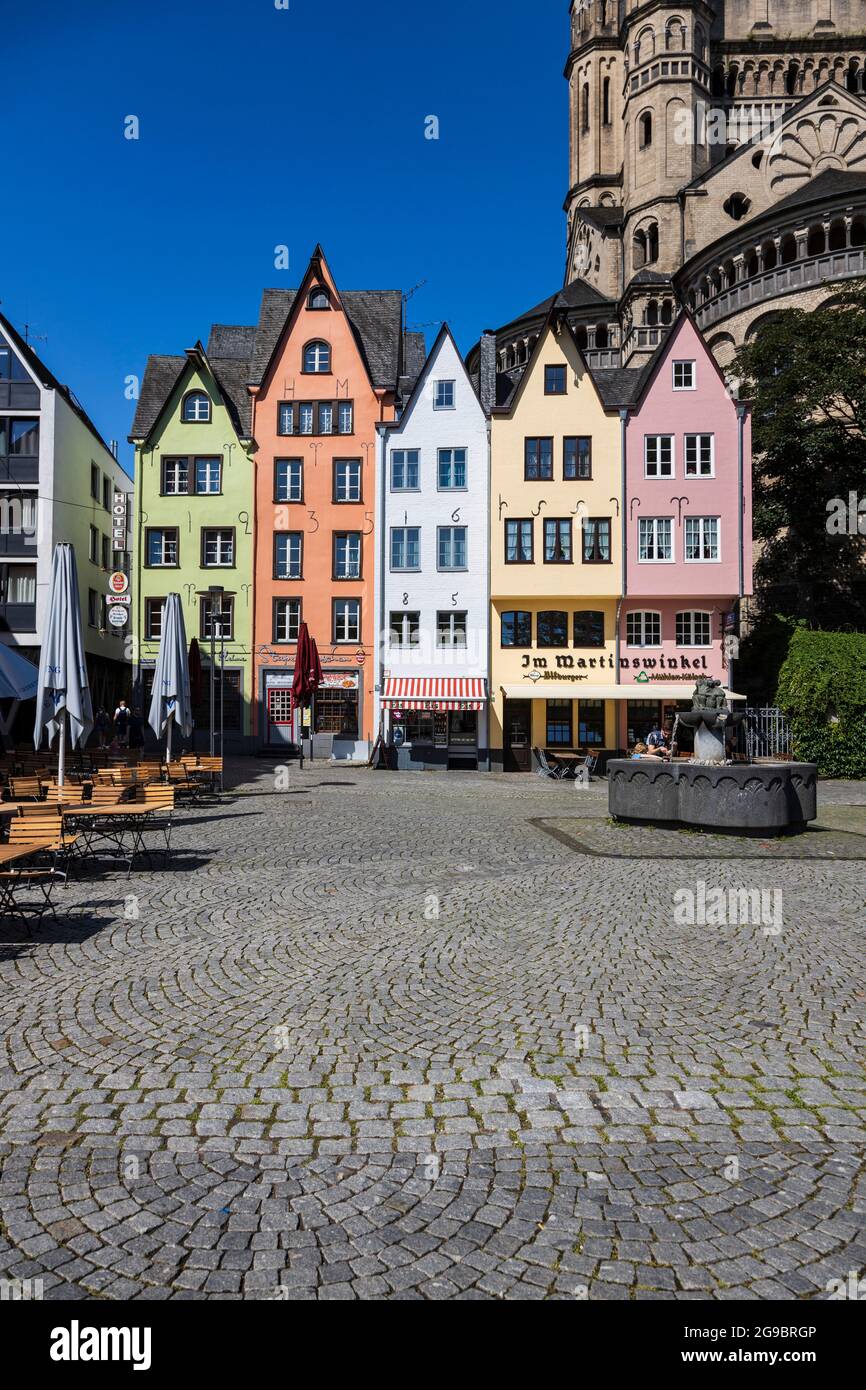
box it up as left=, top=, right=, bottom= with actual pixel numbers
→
left=618, top=307, right=739, bottom=412
left=491, top=305, right=611, bottom=417
left=0, top=308, right=119, bottom=464
left=206, top=324, right=256, bottom=361
left=250, top=285, right=407, bottom=390
left=129, top=344, right=254, bottom=442
left=381, top=323, right=485, bottom=429
left=589, top=364, right=651, bottom=409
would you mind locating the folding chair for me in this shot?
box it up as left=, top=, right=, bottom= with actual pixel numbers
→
left=133, top=784, right=175, bottom=866
left=533, top=747, right=565, bottom=780
left=0, top=866, right=59, bottom=934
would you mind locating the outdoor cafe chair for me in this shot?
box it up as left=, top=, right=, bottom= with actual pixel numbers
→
left=0, top=863, right=60, bottom=934
left=8, top=777, right=43, bottom=801
left=8, top=805, right=79, bottom=882
left=533, top=747, right=565, bottom=780
left=133, top=784, right=175, bottom=866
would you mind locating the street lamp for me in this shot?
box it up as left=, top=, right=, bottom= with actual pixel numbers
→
left=207, top=585, right=224, bottom=758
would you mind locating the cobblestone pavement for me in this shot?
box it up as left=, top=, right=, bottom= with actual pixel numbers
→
left=1, top=762, right=865, bottom=1301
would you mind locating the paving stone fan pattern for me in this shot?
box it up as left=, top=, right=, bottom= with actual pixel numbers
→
left=0, top=765, right=864, bottom=1300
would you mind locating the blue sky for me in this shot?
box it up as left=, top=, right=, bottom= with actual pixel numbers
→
left=3, top=0, right=567, bottom=476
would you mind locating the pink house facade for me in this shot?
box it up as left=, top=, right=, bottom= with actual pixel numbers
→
left=619, top=314, right=753, bottom=747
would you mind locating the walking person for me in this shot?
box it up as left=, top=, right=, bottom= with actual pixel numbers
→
left=95, top=706, right=110, bottom=749
left=114, top=698, right=131, bottom=748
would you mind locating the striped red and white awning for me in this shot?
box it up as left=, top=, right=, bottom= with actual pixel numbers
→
left=381, top=677, right=488, bottom=711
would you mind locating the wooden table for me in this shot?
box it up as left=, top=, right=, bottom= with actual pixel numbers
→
left=61, top=804, right=155, bottom=877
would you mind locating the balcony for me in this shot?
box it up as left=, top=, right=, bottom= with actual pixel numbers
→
left=0, top=603, right=36, bottom=633
left=693, top=246, right=866, bottom=331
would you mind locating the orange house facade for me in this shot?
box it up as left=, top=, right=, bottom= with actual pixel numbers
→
left=250, top=248, right=423, bottom=756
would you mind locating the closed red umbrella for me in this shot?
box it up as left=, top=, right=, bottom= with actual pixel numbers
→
left=292, top=623, right=315, bottom=710
left=309, top=637, right=324, bottom=693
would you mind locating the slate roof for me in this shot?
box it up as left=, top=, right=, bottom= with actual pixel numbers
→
left=575, top=205, right=624, bottom=231
left=627, top=268, right=674, bottom=287
left=497, top=277, right=615, bottom=334
left=250, top=288, right=407, bottom=389
left=589, top=363, right=652, bottom=409
left=764, top=167, right=866, bottom=219
left=206, top=324, right=257, bottom=361
left=402, top=331, right=427, bottom=391
left=0, top=309, right=118, bottom=462
left=129, top=351, right=253, bottom=442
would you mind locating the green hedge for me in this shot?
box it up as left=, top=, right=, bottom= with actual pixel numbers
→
left=775, top=628, right=866, bottom=777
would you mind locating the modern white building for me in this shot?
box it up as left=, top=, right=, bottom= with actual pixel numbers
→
left=374, top=326, right=493, bottom=770
left=0, top=311, right=132, bottom=733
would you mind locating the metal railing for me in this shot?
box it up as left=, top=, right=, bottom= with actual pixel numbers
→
left=745, top=706, right=791, bottom=759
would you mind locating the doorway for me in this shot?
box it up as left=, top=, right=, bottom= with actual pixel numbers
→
left=503, top=698, right=532, bottom=772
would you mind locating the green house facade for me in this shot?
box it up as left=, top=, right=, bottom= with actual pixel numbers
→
left=129, top=334, right=256, bottom=750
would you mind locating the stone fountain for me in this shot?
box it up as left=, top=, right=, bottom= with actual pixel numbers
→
left=608, top=679, right=817, bottom=835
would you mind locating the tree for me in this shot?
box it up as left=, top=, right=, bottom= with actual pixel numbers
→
left=733, top=282, right=866, bottom=630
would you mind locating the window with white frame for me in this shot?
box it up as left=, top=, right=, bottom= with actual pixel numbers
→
left=275, top=459, right=303, bottom=502
left=684, top=433, right=714, bottom=477
left=146, top=528, right=178, bottom=566
left=182, top=391, right=211, bottom=422
left=333, top=597, right=360, bottom=643
left=338, top=402, right=353, bottom=434
left=303, top=341, right=331, bottom=373
left=275, top=532, right=303, bottom=578
left=390, top=611, right=420, bottom=646
left=201, top=594, right=234, bottom=641
left=638, top=516, right=673, bottom=561
left=161, top=458, right=189, bottom=495
left=433, top=380, right=455, bottom=410
left=334, top=459, right=361, bottom=502
left=645, top=434, right=674, bottom=477
left=274, top=597, right=301, bottom=643
left=436, top=610, right=467, bottom=647
left=195, top=458, right=222, bottom=493
left=626, top=610, right=661, bottom=646
left=299, top=403, right=314, bottom=435
left=391, top=527, right=420, bottom=570
left=684, top=515, right=719, bottom=560
left=673, top=360, right=695, bottom=389
left=145, top=597, right=164, bottom=639
left=437, top=525, right=466, bottom=570
left=333, top=531, right=361, bottom=579
left=437, top=448, right=466, bottom=489
left=676, top=610, right=712, bottom=646
left=391, top=449, right=419, bottom=490
left=202, top=529, right=234, bottom=567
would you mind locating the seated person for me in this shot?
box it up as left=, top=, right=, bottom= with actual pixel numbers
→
left=631, top=740, right=667, bottom=760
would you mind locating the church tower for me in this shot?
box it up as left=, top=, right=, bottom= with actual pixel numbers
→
left=619, top=2, right=714, bottom=360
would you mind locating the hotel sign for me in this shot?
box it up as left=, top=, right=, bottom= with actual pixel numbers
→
left=112, top=491, right=128, bottom=550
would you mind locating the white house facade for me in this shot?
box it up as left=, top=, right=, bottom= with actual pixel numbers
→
left=374, top=326, right=491, bottom=770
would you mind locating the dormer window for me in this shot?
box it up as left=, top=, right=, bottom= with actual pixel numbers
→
left=182, top=391, right=211, bottom=423
left=308, top=287, right=330, bottom=310
left=303, top=340, right=331, bottom=373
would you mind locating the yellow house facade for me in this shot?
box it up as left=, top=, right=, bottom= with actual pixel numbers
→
left=490, top=314, right=623, bottom=770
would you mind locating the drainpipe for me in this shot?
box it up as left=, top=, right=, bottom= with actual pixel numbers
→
left=733, top=402, right=746, bottom=704
left=376, top=422, right=388, bottom=753
left=486, top=416, right=492, bottom=772
left=617, top=406, right=628, bottom=750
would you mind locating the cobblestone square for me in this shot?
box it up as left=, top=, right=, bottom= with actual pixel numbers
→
left=1, top=763, right=864, bottom=1301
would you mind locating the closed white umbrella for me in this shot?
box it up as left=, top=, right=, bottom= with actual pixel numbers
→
left=147, top=593, right=192, bottom=762
left=34, top=543, right=94, bottom=787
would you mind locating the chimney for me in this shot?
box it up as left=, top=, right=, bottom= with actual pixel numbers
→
left=479, top=330, right=497, bottom=416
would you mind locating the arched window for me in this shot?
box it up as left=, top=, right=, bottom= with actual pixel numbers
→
left=646, top=300, right=659, bottom=327
left=851, top=219, right=866, bottom=247
left=806, top=225, right=826, bottom=256
left=762, top=239, right=778, bottom=270
left=633, top=229, right=648, bottom=269
left=676, top=611, right=712, bottom=647
left=303, top=340, right=331, bottom=373
left=182, top=391, right=210, bottom=423
left=573, top=611, right=605, bottom=647
left=595, top=323, right=609, bottom=348
left=745, top=250, right=758, bottom=276
left=847, top=61, right=861, bottom=94
left=711, top=65, right=725, bottom=98
left=661, top=299, right=673, bottom=325
left=785, top=61, right=799, bottom=96
left=695, top=26, right=707, bottom=62
left=574, top=325, right=589, bottom=350
left=647, top=222, right=659, bottom=262
left=639, top=111, right=653, bottom=148
left=626, top=611, right=661, bottom=647
left=665, top=18, right=684, bottom=51
left=829, top=219, right=847, bottom=251
left=581, top=82, right=590, bottom=131
left=780, top=233, right=798, bottom=265
left=603, top=77, right=611, bottom=125
left=308, top=287, right=330, bottom=309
